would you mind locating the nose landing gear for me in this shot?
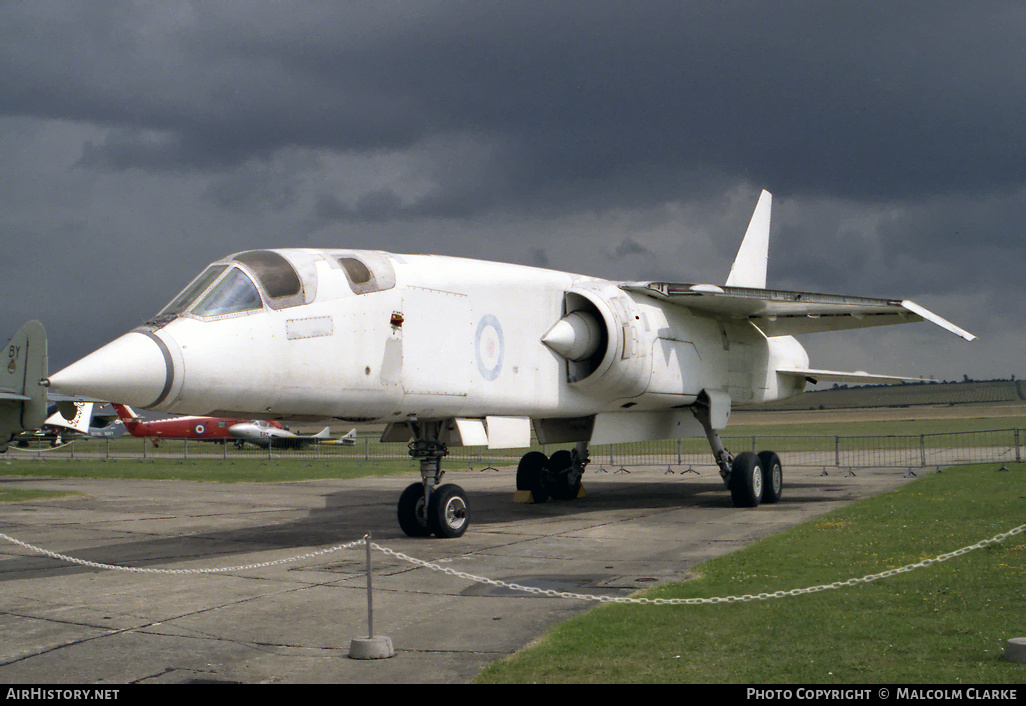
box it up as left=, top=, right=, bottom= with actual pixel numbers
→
left=396, top=421, right=470, bottom=538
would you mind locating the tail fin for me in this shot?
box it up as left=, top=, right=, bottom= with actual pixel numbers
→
left=112, top=404, right=140, bottom=422
left=46, top=401, right=95, bottom=433
left=1, top=321, right=48, bottom=450
left=725, top=190, right=772, bottom=289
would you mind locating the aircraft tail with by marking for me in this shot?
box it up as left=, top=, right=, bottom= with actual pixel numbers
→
left=1, top=321, right=48, bottom=451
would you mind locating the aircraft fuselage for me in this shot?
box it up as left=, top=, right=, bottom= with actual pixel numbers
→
left=49, top=249, right=808, bottom=447
left=40, top=190, right=973, bottom=537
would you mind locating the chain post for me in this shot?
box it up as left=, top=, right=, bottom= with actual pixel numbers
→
left=365, top=533, right=374, bottom=638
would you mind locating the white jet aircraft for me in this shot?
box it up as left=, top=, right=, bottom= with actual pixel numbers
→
left=226, top=419, right=333, bottom=449
left=44, top=191, right=974, bottom=537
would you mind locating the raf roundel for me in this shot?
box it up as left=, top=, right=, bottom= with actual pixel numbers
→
left=194, top=423, right=205, bottom=435
left=474, top=314, right=504, bottom=381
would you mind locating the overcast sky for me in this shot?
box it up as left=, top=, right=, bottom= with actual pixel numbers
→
left=2, top=1, right=1023, bottom=386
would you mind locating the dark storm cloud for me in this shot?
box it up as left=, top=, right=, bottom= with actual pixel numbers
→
left=1, top=1, right=1023, bottom=381
left=4, top=2, right=1024, bottom=210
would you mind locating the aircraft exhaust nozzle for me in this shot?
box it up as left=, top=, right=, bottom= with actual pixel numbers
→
left=541, top=310, right=602, bottom=361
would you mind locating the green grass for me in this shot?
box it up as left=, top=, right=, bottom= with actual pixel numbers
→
left=475, top=463, right=1026, bottom=684
left=0, top=457, right=420, bottom=483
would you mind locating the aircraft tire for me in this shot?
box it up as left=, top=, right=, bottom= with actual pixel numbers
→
left=758, top=451, right=783, bottom=504
left=516, top=451, right=550, bottom=503
left=729, top=452, right=764, bottom=508
left=397, top=482, right=432, bottom=537
left=546, top=449, right=580, bottom=501
left=427, top=483, right=470, bottom=538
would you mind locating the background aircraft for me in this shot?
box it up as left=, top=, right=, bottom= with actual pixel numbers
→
left=45, top=191, right=974, bottom=537
left=11, top=401, right=122, bottom=448
left=223, top=419, right=334, bottom=449
left=113, top=404, right=336, bottom=449
left=1, top=321, right=47, bottom=452
left=321, top=428, right=358, bottom=446
left=113, top=404, right=280, bottom=447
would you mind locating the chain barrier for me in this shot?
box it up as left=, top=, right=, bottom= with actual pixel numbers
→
left=1, top=524, right=1022, bottom=604
left=0, top=532, right=363, bottom=574
left=374, top=524, right=1025, bottom=605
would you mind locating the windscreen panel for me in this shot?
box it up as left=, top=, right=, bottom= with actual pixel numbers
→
left=157, top=265, right=228, bottom=317
left=192, top=268, right=263, bottom=317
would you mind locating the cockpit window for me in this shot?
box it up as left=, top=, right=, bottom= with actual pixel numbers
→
left=233, top=251, right=302, bottom=300
left=158, top=265, right=228, bottom=317
left=192, top=268, right=262, bottom=316
left=336, top=253, right=396, bottom=295
left=339, top=257, right=372, bottom=285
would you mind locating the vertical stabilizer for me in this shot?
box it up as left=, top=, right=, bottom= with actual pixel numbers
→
left=725, top=190, right=772, bottom=289
left=46, top=402, right=95, bottom=434
left=1, top=321, right=48, bottom=450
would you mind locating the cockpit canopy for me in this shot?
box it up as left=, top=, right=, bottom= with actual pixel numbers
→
left=247, top=419, right=279, bottom=429
left=155, top=250, right=306, bottom=321
left=150, top=248, right=397, bottom=325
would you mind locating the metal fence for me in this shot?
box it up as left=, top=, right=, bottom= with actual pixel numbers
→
left=9, top=427, right=1024, bottom=470
left=590, top=428, right=1023, bottom=470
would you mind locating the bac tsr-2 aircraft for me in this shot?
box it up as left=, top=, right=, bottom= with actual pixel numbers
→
left=41, top=191, right=974, bottom=538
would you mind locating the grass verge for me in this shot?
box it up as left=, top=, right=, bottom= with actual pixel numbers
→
left=475, top=463, right=1026, bottom=684
left=0, top=457, right=418, bottom=483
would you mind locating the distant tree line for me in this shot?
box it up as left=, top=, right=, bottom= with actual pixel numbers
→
left=830, top=375, right=1019, bottom=391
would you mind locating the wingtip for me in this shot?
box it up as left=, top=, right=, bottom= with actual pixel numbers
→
left=900, top=300, right=976, bottom=341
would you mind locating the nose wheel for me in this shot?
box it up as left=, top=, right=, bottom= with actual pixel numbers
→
left=428, top=484, right=469, bottom=537
left=396, top=421, right=470, bottom=538
left=397, top=482, right=433, bottom=537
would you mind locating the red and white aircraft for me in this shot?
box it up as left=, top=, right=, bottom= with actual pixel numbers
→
left=113, top=404, right=281, bottom=447
left=113, top=404, right=338, bottom=449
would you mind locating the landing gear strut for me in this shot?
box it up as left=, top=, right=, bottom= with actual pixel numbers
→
left=396, top=421, right=469, bottom=538
left=692, top=398, right=783, bottom=508
left=516, top=441, right=589, bottom=502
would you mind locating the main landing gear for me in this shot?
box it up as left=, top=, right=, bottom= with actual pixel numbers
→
left=394, top=406, right=781, bottom=537
left=516, top=442, right=589, bottom=503
left=693, top=402, right=783, bottom=508
left=697, top=414, right=783, bottom=506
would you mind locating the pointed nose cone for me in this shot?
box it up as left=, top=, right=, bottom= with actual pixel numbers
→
left=48, top=331, right=171, bottom=408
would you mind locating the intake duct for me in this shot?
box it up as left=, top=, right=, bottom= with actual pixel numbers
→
left=542, top=291, right=610, bottom=384
left=541, top=285, right=648, bottom=409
